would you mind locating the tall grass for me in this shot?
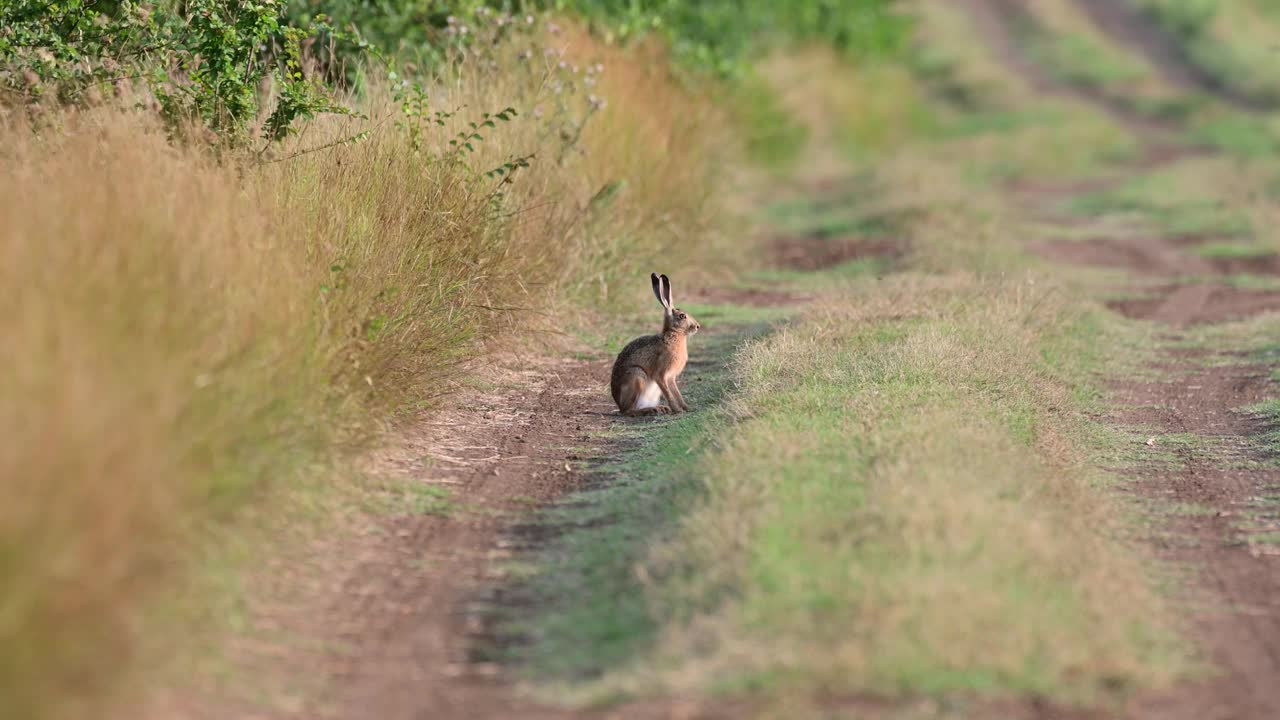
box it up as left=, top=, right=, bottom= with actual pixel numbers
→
left=0, top=23, right=737, bottom=719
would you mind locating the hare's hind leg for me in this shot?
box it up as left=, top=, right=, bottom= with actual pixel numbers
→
left=619, top=370, right=668, bottom=416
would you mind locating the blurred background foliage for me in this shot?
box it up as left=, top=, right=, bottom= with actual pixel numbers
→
left=2, top=0, right=905, bottom=143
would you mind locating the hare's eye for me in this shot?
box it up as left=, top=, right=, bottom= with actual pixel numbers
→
left=677, top=313, right=686, bottom=320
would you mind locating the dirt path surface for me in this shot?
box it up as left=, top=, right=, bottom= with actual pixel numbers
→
left=321, top=355, right=615, bottom=720
left=1050, top=226, right=1280, bottom=720
left=174, top=353, right=618, bottom=720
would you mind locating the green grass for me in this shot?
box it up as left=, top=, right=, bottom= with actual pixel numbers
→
left=934, top=107, right=1059, bottom=138
left=1190, top=113, right=1280, bottom=157
left=1193, top=242, right=1277, bottom=260
left=679, top=303, right=795, bottom=328
left=765, top=191, right=900, bottom=240
left=368, top=481, right=453, bottom=516
left=1245, top=399, right=1280, bottom=455
left=1067, top=177, right=1252, bottom=237
left=1029, top=31, right=1147, bottom=91
left=722, top=71, right=810, bottom=169
left=747, top=256, right=897, bottom=290
left=1134, top=0, right=1280, bottom=105
left=1158, top=502, right=1217, bottom=517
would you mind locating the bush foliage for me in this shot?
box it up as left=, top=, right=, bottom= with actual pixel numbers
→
left=3, top=0, right=904, bottom=143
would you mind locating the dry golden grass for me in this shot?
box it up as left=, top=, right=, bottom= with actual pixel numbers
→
left=0, top=22, right=738, bottom=719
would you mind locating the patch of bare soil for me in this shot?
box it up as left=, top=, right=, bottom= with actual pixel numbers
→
left=1032, top=235, right=1280, bottom=324
left=768, top=234, right=906, bottom=272
left=319, top=357, right=616, bottom=720
left=1111, top=361, right=1280, bottom=720
left=684, top=283, right=811, bottom=308
left=247, top=356, right=619, bottom=720
left=1106, top=284, right=1280, bottom=326
left=1034, top=236, right=1211, bottom=276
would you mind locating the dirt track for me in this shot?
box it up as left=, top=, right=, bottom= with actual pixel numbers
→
left=163, top=5, right=1280, bottom=719
left=321, top=355, right=614, bottom=720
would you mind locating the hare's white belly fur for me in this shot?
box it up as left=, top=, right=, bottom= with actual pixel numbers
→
left=635, top=380, right=663, bottom=410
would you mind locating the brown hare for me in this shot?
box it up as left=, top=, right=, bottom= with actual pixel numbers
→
left=610, top=273, right=701, bottom=416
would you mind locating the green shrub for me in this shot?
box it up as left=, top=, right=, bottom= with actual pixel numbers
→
left=285, top=0, right=908, bottom=77
left=1, top=0, right=352, bottom=142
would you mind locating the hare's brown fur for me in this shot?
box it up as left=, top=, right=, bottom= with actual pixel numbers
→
left=610, top=274, right=700, bottom=416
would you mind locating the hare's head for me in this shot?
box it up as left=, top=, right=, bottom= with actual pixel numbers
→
left=651, top=273, right=701, bottom=336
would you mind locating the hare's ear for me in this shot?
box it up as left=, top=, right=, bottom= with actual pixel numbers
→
left=651, top=273, right=666, bottom=309
left=659, top=274, right=673, bottom=309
